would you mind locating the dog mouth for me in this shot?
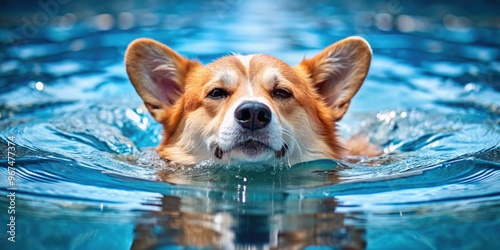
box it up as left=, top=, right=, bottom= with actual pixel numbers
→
left=214, top=140, right=288, bottom=160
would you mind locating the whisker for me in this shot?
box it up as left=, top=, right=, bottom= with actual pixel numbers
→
left=278, top=138, right=292, bottom=168
left=189, top=141, right=205, bottom=156
left=227, top=150, right=233, bottom=167
left=282, top=128, right=305, bottom=164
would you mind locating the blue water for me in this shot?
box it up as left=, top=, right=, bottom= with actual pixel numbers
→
left=1, top=0, right=499, bottom=249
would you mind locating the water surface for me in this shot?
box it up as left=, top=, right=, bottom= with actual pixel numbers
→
left=0, top=0, right=499, bottom=249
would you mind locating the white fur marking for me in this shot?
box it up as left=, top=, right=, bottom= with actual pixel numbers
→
left=235, top=54, right=255, bottom=97
left=261, top=67, right=281, bottom=86
left=213, top=68, right=239, bottom=87
left=246, top=80, right=254, bottom=96
left=235, top=54, right=254, bottom=72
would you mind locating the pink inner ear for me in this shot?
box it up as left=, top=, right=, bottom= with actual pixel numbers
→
left=316, top=75, right=345, bottom=107
left=148, top=59, right=182, bottom=106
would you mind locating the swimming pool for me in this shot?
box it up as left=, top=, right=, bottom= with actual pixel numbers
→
left=1, top=0, right=499, bottom=249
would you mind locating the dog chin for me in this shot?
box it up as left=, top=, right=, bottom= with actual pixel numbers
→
left=214, top=140, right=288, bottom=164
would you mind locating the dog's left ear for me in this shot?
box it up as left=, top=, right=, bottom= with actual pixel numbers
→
left=298, top=36, right=372, bottom=121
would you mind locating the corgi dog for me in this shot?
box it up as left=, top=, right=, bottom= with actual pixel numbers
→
left=125, top=36, right=380, bottom=167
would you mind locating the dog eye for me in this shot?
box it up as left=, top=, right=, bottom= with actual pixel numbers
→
left=207, top=88, right=229, bottom=99
left=272, top=88, right=292, bottom=99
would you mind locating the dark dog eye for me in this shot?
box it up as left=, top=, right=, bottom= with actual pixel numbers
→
left=207, top=88, right=229, bottom=99
left=272, top=88, right=292, bottom=99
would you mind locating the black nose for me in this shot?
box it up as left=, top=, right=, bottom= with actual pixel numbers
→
left=234, top=101, right=272, bottom=131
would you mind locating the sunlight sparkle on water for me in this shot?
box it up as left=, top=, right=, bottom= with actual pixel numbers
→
left=35, top=81, right=44, bottom=91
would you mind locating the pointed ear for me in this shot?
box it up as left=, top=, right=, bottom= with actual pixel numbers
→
left=125, top=38, right=198, bottom=121
left=298, top=36, right=372, bottom=121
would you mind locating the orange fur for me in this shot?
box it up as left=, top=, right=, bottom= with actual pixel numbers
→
left=125, top=37, right=379, bottom=166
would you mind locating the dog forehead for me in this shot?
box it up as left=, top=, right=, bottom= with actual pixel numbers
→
left=207, top=55, right=246, bottom=73
left=206, top=54, right=290, bottom=85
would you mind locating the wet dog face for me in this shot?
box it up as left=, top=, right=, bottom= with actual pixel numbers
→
left=125, top=37, right=372, bottom=166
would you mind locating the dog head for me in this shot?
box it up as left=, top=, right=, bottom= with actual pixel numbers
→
left=125, top=37, right=371, bottom=166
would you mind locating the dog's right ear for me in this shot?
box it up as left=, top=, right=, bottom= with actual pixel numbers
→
left=125, top=38, right=199, bottom=121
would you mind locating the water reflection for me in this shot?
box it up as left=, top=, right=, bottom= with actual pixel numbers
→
left=131, top=195, right=365, bottom=249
